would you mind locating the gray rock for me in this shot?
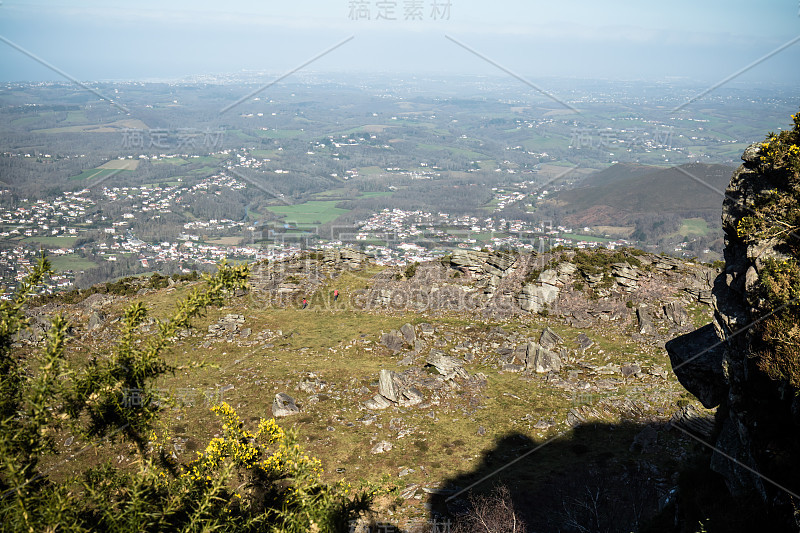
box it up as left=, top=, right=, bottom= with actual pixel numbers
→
left=272, top=393, right=300, bottom=417
left=400, top=323, right=416, bottom=343
left=665, top=323, right=726, bottom=408
left=379, top=369, right=400, bottom=402
left=636, top=305, right=656, bottom=335
left=576, top=333, right=594, bottom=352
left=364, top=394, right=393, bottom=410
left=418, top=323, right=435, bottom=336
left=663, top=301, right=690, bottom=327
left=526, top=341, right=562, bottom=373
left=399, top=387, right=424, bottom=407
left=371, top=441, right=393, bottom=454
left=621, top=363, right=642, bottom=378
left=539, top=327, right=563, bottom=350
left=517, top=282, right=559, bottom=313
left=88, top=311, right=104, bottom=331
left=741, top=141, right=761, bottom=164
left=426, top=352, right=468, bottom=379
left=380, top=331, right=405, bottom=352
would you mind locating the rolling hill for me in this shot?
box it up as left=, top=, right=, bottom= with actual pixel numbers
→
left=556, top=163, right=736, bottom=226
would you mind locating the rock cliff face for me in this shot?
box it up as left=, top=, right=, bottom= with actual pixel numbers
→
left=667, top=139, right=800, bottom=525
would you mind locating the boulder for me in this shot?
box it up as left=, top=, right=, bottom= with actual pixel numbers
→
left=378, top=369, right=400, bottom=402
left=371, top=441, right=393, bottom=454
left=636, top=305, right=655, bottom=335
left=88, top=311, right=104, bottom=332
left=575, top=333, right=594, bottom=352
left=272, top=393, right=300, bottom=417
left=380, top=331, right=405, bottom=352
left=426, top=352, right=468, bottom=380
left=525, top=341, right=562, bottom=373
left=400, top=323, right=416, bottom=343
left=539, top=327, right=563, bottom=350
left=364, top=394, right=393, bottom=410
left=665, top=323, right=726, bottom=408
left=663, top=301, right=690, bottom=327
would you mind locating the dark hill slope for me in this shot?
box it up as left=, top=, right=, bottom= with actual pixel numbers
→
left=578, top=162, right=661, bottom=188
left=557, top=163, right=736, bottom=222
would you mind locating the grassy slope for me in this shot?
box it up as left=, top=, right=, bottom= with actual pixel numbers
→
left=43, top=260, right=708, bottom=526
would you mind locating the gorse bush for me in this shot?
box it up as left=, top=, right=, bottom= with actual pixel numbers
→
left=0, top=255, right=370, bottom=532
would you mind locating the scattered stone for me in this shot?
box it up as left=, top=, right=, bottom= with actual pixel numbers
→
left=621, top=363, right=642, bottom=379
left=398, top=467, right=414, bottom=477
left=272, top=393, right=300, bottom=417
left=636, top=305, right=655, bottom=335
left=364, top=394, right=393, bottom=410
left=526, top=341, right=562, bottom=373
left=648, top=365, right=669, bottom=379
left=477, top=426, right=486, bottom=436
left=576, top=333, right=594, bottom=352
left=418, top=323, right=435, bottom=336
left=379, top=369, right=401, bottom=402
left=371, top=441, right=393, bottom=454
left=539, top=327, right=563, bottom=350
left=380, top=331, right=405, bottom=352
left=400, top=323, right=416, bottom=343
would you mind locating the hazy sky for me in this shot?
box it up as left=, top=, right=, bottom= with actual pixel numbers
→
left=1, top=0, right=799, bottom=84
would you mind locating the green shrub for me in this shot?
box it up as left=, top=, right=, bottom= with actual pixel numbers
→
left=0, top=255, right=370, bottom=532
left=404, top=261, right=419, bottom=279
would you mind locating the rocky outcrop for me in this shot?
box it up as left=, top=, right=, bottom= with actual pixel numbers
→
left=666, top=138, right=800, bottom=525
left=517, top=262, right=576, bottom=313
left=449, top=249, right=517, bottom=297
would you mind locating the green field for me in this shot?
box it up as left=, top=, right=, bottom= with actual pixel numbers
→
left=266, top=200, right=350, bottom=225
left=417, top=143, right=486, bottom=159
left=49, top=254, right=98, bottom=272
left=676, top=217, right=711, bottom=237
left=64, top=110, right=88, bottom=124
left=70, top=168, right=131, bottom=181
left=256, top=129, right=305, bottom=139
left=152, top=158, right=190, bottom=166
left=22, top=236, right=79, bottom=248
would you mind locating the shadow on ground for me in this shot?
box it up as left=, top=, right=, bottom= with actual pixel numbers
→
left=412, top=419, right=791, bottom=533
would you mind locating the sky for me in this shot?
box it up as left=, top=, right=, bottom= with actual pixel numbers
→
left=0, top=0, right=799, bottom=85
